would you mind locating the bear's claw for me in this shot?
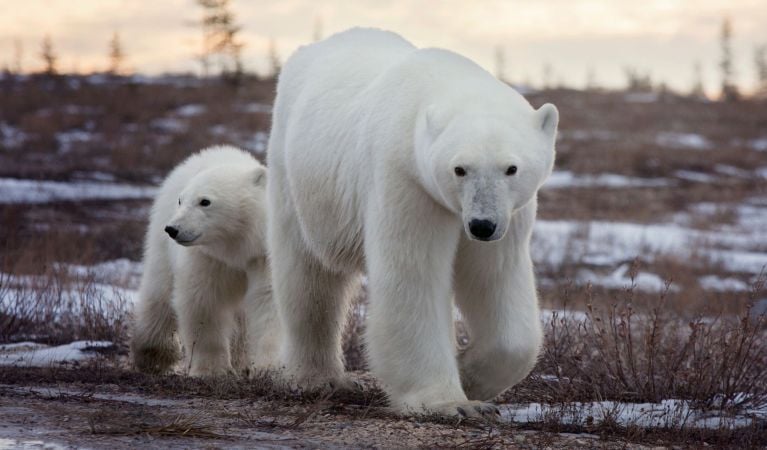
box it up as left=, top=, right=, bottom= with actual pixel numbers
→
left=427, top=400, right=502, bottom=421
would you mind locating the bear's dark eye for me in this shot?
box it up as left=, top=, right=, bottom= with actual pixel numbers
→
left=199, top=199, right=211, bottom=207
left=178, top=198, right=181, bottom=205
left=454, top=166, right=467, bottom=177
left=506, top=165, right=518, bottom=176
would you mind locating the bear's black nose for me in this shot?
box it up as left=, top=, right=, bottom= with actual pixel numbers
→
left=469, top=219, right=496, bottom=240
left=164, top=226, right=179, bottom=239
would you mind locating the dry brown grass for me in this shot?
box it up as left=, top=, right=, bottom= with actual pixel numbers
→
left=0, top=265, right=130, bottom=345
left=88, top=411, right=227, bottom=439
left=0, top=74, right=274, bottom=181
left=0, top=218, right=133, bottom=344
left=524, top=287, right=767, bottom=407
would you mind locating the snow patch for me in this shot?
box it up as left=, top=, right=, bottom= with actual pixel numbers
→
left=558, top=130, right=616, bottom=141
left=175, top=104, right=206, bottom=117
left=656, top=132, right=712, bottom=150
left=242, top=131, right=269, bottom=154
left=0, top=178, right=157, bottom=204
left=532, top=220, right=767, bottom=275
left=675, top=170, right=717, bottom=183
left=0, top=122, right=27, bottom=149
left=699, top=275, right=749, bottom=292
left=715, top=164, right=750, bottom=178
left=151, top=117, right=187, bottom=133
left=545, top=171, right=671, bottom=189
left=577, top=264, right=676, bottom=293
left=750, top=137, right=767, bottom=151
left=502, top=399, right=764, bottom=429
left=56, top=129, right=94, bottom=153
left=0, top=341, right=114, bottom=367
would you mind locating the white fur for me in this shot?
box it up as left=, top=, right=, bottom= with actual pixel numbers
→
left=131, top=145, right=279, bottom=376
left=267, top=28, right=557, bottom=414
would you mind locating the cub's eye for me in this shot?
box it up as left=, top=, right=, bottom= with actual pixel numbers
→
left=506, top=165, right=518, bottom=176
left=199, top=199, right=211, bottom=207
left=454, top=166, right=467, bottom=177
left=178, top=198, right=181, bottom=205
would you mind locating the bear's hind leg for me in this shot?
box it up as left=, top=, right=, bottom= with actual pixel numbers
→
left=243, top=260, right=280, bottom=371
left=268, top=188, right=357, bottom=390
left=270, top=236, right=357, bottom=389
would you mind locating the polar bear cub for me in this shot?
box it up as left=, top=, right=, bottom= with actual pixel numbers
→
left=268, top=28, right=557, bottom=416
left=131, top=145, right=278, bottom=376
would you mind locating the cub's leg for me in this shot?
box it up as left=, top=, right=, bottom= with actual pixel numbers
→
left=172, top=253, right=244, bottom=376
left=131, top=250, right=180, bottom=374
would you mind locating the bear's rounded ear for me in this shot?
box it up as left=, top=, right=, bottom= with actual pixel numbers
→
left=252, top=166, right=267, bottom=186
left=423, top=105, right=446, bottom=140
left=536, top=103, right=559, bottom=137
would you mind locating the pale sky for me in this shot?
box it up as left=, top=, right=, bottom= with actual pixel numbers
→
left=2, top=0, right=766, bottom=94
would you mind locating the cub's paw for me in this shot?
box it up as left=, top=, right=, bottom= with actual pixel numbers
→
left=188, top=363, right=237, bottom=378
left=131, top=344, right=180, bottom=374
left=427, top=400, right=502, bottom=421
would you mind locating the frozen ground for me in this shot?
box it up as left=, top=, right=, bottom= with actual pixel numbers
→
left=544, top=171, right=671, bottom=189
left=503, top=398, right=767, bottom=429
left=14, top=330, right=765, bottom=436
left=0, top=376, right=644, bottom=449
left=0, top=178, right=156, bottom=204
left=0, top=341, right=114, bottom=367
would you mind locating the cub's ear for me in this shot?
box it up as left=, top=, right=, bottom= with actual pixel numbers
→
left=536, top=103, right=559, bottom=137
left=252, top=166, right=267, bottom=186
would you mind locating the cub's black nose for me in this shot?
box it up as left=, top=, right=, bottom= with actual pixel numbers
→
left=164, top=226, right=179, bottom=239
left=469, top=219, right=496, bottom=240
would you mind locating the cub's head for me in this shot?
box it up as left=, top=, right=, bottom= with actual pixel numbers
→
left=415, top=100, right=558, bottom=242
left=165, top=163, right=267, bottom=254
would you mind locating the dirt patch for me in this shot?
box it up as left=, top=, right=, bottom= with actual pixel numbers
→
left=0, top=372, right=657, bottom=449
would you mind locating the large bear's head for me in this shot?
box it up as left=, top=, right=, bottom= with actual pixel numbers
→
left=415, top=99, right=558, bottom=242
left=165, top=163, right=268, bottom=259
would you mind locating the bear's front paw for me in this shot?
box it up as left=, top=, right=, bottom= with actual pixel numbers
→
left=131, top=344, right=180, bottom=374
left=426, top=400, right=501, bottom=421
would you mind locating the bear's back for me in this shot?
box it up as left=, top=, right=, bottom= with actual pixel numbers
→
left=275, top=28, right=416, bottom=119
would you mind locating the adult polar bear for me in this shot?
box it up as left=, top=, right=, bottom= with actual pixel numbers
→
left=268, top=28, right=557, bottom=416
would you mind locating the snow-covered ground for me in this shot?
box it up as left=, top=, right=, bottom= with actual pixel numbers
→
left=0, top=341, right=114, bottom=367
left=0, top=122, right=28, bottom=149
left=533, top=219, right=767, bottom=274
left=532, top=192, right=767, bottom=291
left=502, top=398, right=766, bottom=429
left=575, top=264, right=677, bottom=293
left=0, top=178, right=157, bottom=204
left=544, top=171, right=671, bottom=189
left=56, top=129, right=95, bottom=154
left=242, top=130, right=269, bottom=154
left=656, top=132, right=712, bottom=150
